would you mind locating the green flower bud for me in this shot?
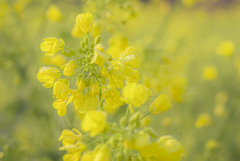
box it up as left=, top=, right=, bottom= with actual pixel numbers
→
left=90, top=42, right=94, bottom=48
left=80, top=41, right=85, bottom=48
left=85, top=76, right=91, bottom=87
left=78, top=47, right=83, bottom=53
left=95, top=35, right=101, bottom=45
left=84, top=36, right=89, bottom=45
left=120, top=117, right=127, bottom=129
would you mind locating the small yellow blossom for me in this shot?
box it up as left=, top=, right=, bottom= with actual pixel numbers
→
left=216, top=40, right=234, bottom=57
left=126, top=70, right=139, bottom=83
left=102, top=85, right=123, bottom=109
left=53, top=79, right=70, bottom=100
left=78, top=93, right=98, bottom=114
left=81, top=111, right=107, bottom=136
left=53, top=99, right=67, bottom=116
left=71, top=24, right=83, bottom=38
left=62, top=60, right=76, bottom=76
left=182, top=0, right=196, bottom=8
left=91, top=49, right=107, bottom=67
left=40, top=37, right=65, bottom=57
left=45, top=5, right=62, bottom=22
left=108, top=70, right=125, bottom=88
left=58, top=128, right=83, bottom=146
left=76, top=76, right=86, bottom=91
left=100, top=66, right=109, bottom=77
left=62, top=151, right=81, bottom=161
left=157, top=136, right=184, bottom=161
left=203, top=66, right=217, bottom=80
left=81, top=151, right=94, bottom=161
left=76, top=12, right=93, bottom=34
left=90, top=78, right=100, bottom=96
left=122, top=83, right=150, bottom=107
left=149, top=94, right=172, bottom=115
left=195, top=113, right=211, bottom=128
left=93, top=144, right=111, bottom=161
left=37, top=66, right=61, bottom=88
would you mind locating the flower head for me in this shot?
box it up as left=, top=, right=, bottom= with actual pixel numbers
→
left=40, top=37, right=65, bottom=57
left=149, top=94, right=172, bottom=115
left=76, top=12, right=93, bottom=34
left=37, top=66, right=61, bottom=88
left=53, top=79, right=70, bottom=100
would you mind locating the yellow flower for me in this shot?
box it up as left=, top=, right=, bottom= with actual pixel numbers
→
left=102, top=85, right=123, bottom=109
left=195, top=113, right=211, bottom=128
left=58, top=128, right=83, bottom=146
left=40, top=37, right=65, bottom=57
left=93, top=144, right=110, bottom=161
left=62, top=151, right=81, bottom=161
left=79, top=93, right=98, bottom=114
left=106, top=34, right=128, bottom=58
left=90, top=78, right=100, bottom=96
left=53, top=79, right=70, bottom=100
left=76, top=76, right=86, bottom=91
left=95, top=44, right=105, bottom=52
left=149, top=94, right=172, bottom=115
left=216, top=40, right=234, bottom=57
left=182, top=0, right=196, bottom=8
left=45, top=5, right=62, bottom=22
left=81, top=151, right=94, bottom=161
left=126, top=70, right=139, bottom=83
left=215, top=92, right=228, bottom=104
left=37, top=66, right=61, bottom=88
left=53, top=99, right=67, bottom=116
left=122, top=83, right=150, bottom=107
left=68, top=90, right=84, bottom=110
left=161, top=117, right=172, bottom=126
left=93, top=22, right=101, bottom=37
left=203, top=66, right=217, bottom=80
left=76, top=12, right=93, bottom=34
left=157, top=136, right=184, bottom=161
left=91, top=49, right=107, bottom=67
left=81, top=111, right=107, bottom=136
left=117, top=53, right=140, bottom=76
left=62, top=60, right=76, bottom=76
left=71, top=24, right=83, bottom=38
left=100, top=66, right=109, bottom=77
left=108, top=70, right=125, bottom=89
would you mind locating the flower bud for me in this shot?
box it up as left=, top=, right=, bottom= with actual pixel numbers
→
left=85, top=76, right=91, bottom=87
left=149, top=94, right=172, bottom=115
left=76, top=12, right=93, bottom=34
left=76, top=75, right=86, bottom=91
left=63, top=59, right=76, bottom=76
left=100, top=76, right=106, bottom=85
left=84, top=36, right=89, bottom=45
left=119, top=117, right=127, bottom=129
left=101, top=66, right=109, bottom=77
left=96, top=44, right=105, bottom=52
left=80, top=41, right=85, bottom=48
left=90, top=78, right=100, bottom=96
left=95, top=35, right=101, bottom=45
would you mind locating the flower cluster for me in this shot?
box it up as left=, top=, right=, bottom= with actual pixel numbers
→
left=37, top=12, right=184, bottom=161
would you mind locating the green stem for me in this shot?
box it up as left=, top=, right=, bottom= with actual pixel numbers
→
left=87, top=136, right=111, bottom=146
left=139, top=112, right=151, bottom=120
left=65, top=115, right=73, bottom=128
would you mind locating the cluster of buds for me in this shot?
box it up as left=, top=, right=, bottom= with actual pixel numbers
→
left=37, top=11, right=184, bottom=161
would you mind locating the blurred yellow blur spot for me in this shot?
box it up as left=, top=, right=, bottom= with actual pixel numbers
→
left=195, top=113, right=211, bottom=128
left=216, top=41, right=234, bottom=57
left=203, top=66, right=217, bottom=80
left=214, top=104, right=225, bottom=117
left=42, top=54, right=66, bottom=67
left=215, top=91, right=228, bottom=104
left=0, top=152, right=4, bottom=158
left=46, top=5, right=62, bottom=22
left=205, top=139, right=218, bottom=150
left=161, top=117, right=172, bottom=126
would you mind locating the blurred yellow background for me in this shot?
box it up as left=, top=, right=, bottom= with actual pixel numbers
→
left=1, top=0, right=240, bottom=160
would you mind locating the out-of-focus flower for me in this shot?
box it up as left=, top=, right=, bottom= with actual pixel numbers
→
left=78, top=93, right=98, bottom=114
left=102, top=85, right=123, bottom=109
left=215, top=92, right=228, bottom=104
left=81, top=111, right=107, bottom=136
left=40, top=37, right=65, bottom=57
left=53, top=99, right=67, bottom=116
left=216, top=41, right=234, bottom=57
left=161, top=117, right=172, bottom=126
left=149, top=94, right=172, bottom=115
left=214, top=104, right=225, bottom=117
left=62, top=60, right=76, bottom=76
left=45, top=5, right=62, bottom=22
left=58, top=128, right=83, bottom=146
left=108, top=70, right=125, bottom=89
left=37, top=66, right=61, bottom=88
left=53, top=79, right=70, bottom=100
left=71, top=24, right=83, bottom=38
left=205, top=139, right=219, bottom=150
left=76, top=12, right=93, bottom=34
left=203, top=66, right=217, bottom=80
left=93, top=144, right=111, bottom=161
left=122, top=83, right=150, bottom=107
left=43, top=54, right=66, bottom=67
left=195, top=113, right=211, bottom=128
left=90, top=77, right=100, bottom=96
left=91, top=48, right=107, bottom=67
